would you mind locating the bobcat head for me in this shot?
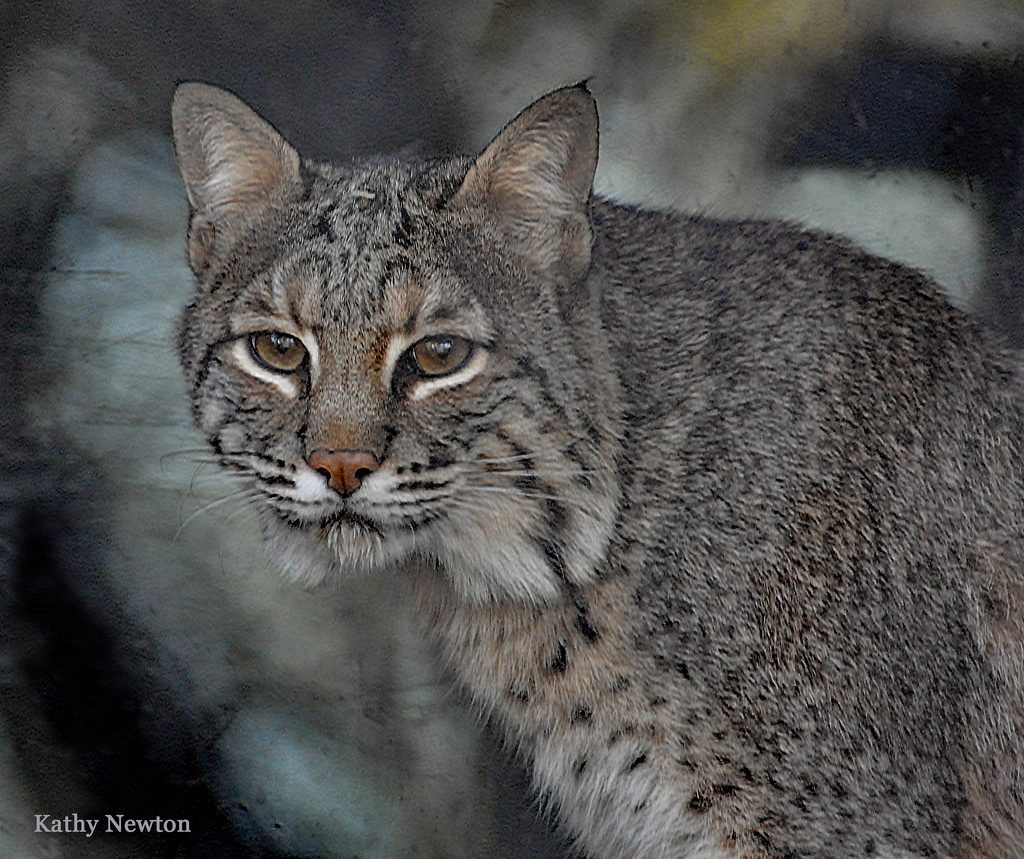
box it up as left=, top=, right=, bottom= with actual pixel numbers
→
left=172, top=83, right=620, bottom=604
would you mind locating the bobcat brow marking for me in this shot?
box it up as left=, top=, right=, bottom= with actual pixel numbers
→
left=299, top=326, right=320, bottom=378
left=382, top=330, right=416, bottom=392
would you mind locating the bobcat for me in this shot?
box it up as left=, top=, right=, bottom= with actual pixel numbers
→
left=172, top=82, right=1024, bottom=857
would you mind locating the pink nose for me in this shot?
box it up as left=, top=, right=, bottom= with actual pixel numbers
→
left=307, top=449, right=380, bottom=496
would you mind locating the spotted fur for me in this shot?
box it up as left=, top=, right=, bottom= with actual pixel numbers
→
left=173, top=83, right=1024, bottom=857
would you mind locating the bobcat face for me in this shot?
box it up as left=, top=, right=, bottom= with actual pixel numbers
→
left=173, top=84, right=620, bottom=603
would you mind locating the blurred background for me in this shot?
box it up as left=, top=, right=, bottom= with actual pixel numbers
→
left=2, top=1, right=1024, bottom=856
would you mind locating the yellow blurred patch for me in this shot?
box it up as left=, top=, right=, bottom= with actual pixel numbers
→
left=690, top=0, right=866, bottom=74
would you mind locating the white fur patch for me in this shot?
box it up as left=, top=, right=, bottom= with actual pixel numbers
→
left=291, top=465, right=334, bottom=503
left=409, top=350, right=488, bottom=402
left=433, top=503, right=561, bottom=604
left=350, top=467, right=400, bottom=506
left=231, top=340, right=299, bottom=397
left=322, top=517, right=418, bottom=575
left=381, top=332, right=416, bottom=392
left=535, top=737, right=731, bottom=859
left=256, top=507, right=341, bottom=587
left=299, top=326, right=320, bottom=381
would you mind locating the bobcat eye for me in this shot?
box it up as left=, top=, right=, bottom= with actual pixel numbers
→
left=250, top=331, right=308, bottom=373
left=411, top=335, right=472, bottom=376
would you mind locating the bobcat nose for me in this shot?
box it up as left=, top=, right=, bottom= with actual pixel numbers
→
left=307, top=449, right=380, bottom=496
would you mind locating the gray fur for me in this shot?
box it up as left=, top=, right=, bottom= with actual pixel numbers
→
left=173, top=83, right=1024, bottom=857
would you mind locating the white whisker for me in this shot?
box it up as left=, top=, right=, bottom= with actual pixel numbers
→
left=159, top=447, right=224, bottom=463
left=481, top=468, right=606, bottom=479
left=471, top=436, right=592, bottom=465
left=464, top=485, right=586, bottom=510
left=172, top=488, right=259, bottom=543
left=224, top=503, right=256, bottom=524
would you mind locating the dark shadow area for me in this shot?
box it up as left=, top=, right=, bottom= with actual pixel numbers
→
left=6, top=504, right=289, bottom=858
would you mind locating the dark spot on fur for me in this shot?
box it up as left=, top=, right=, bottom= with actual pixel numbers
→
left=508, top=685, right=529, bottom=703
left=689, top=792, right=713, bottom=813
left=713, top=783, right=741, bottom=797
left=575, top=757, right=588, bottom=777
left=675, top=661, right=691, bottom=680
left=570, top=705, right=592, bottom=724
left=401, top=480, right=448, bottom=492
left=376, top=424, right=398, bottom=462
left=550, top=642, right=567, bottom=674
left=510, top=356, right=576, bottom=429
left=260, top=473, right=292, bottom=487
left=580, top=413, right=602, bottom=447
left=610, top=675, right=630, bottom=693
left=536, top=538, right=571, bottom=590
left=427, top=305, right=459, bottom=323
left=393, top=206, right=415, bottom=248
left=545, top=498, right=569, bottom=529
left=313, top=210, right=337, bottom=242
left=455, top=395, right=518, bottom=423
left=634, top=800, right=647, bottom=814
left=627, top=752, right=648, bottom=772
left=427, top=452, right=453, bottom=470
left=575, top=604, right=600, bottom=642
left=649, top=696, right=668, bottom=707
left=379, top=256, right=411, bottom=289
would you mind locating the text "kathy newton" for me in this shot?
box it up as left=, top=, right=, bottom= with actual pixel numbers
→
left=35, top=813, right=191, bottom=837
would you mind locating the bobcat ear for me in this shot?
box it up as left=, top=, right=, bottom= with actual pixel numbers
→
left=171, top=82, right=301, bottom=274
left=453, top=83, right=599, bottom=282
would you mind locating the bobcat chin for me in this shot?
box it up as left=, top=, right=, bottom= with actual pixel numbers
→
left=173, top=82, right=1024, bottom=857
